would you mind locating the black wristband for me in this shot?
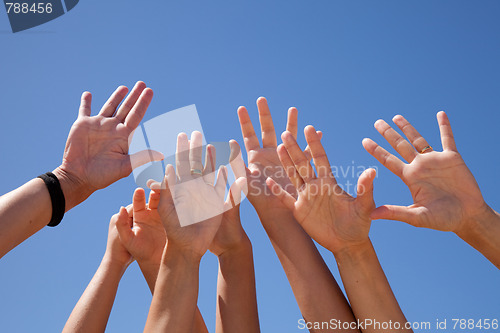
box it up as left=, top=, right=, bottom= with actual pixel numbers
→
left=38, top=172, right=66, bottom=227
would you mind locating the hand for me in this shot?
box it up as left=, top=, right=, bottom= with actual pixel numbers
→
left=266, top=126, right=377, bottom=254
left=105, top=207, right=133, bottom=267
left=362, top=111, right=488, bottom=233
left=157, top=132, right=245, bottom=260
left=237, top=97, right=321, bottom=216
left=53, top=82, right=164, bottom=210
left=115, top=187, right=166, bottom=267
left=209, top=140, right=250, bottom=257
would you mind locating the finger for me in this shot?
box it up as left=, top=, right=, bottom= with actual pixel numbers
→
left=436, top=111, right=457, bottom=152
left=78, top=92, right=92, bottom=117
left=147, top=179, right=162, bottom=191
left=124, top=88, right=154, bottom=130
left=126, top=149, right=165, bottom=177
left=237, top=106, right=260, bottom=152
left=226, top=176, right=247, bottom=208
left=148, top=190, right=161, bottom=210
left=115, top=81, right=147, bottom=122
left=286, top=107, right=299, bottom=139
left=215, top=166, right=228, bottom=199
left=374, top=119, right=418, bottom=163
left=370, top=205, right=420, bottom=226
left=160, top=164, right=176, bottom=201
left=265, top=177, right=296, bottom=211
left=356, top=168, right=376, bottom=212
left=176, top=133, right=191, bottom=181
left=281, top=131, right=316, bottom=183
left=98, top=86, right=129, bottom=117
left=189, top=131, right=204, bottom=178
left=133, top=187, right=147, bottom=212
left=362, top=138, right=405, bottom=178
left=228, top=140, right=247, bottom=179
left=304, top=126, right=335, bottom=180
left=115, top=207, right=134, bottom=245
left=304, top=131, right=322, bottom=161
left=202, top=144, right=216, bottom=185
left=257, top=97, right=278, bottom=148
left=392, top=115, right=432, bottom=154
left=277, top=144, right=304, bottom=190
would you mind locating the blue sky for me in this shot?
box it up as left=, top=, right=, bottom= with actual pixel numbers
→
left=0, top=1, right=499, bottom=332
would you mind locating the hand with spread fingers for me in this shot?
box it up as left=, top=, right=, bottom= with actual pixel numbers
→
left=266, top=126, right=377, bottom=254
left=237, top=97, right=321, bottom=216
left=54, top=81, right=164, bottom=211
left=237, top=98, right=358, bottom=333
left=267, top=125, right=412, bottom=333
left=363, top=111, right=500, bottom=268
left=145, top=132, right=247, bottom=333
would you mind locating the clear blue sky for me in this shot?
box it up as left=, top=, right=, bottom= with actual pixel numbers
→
left=1, top=1, right=499, bottom=332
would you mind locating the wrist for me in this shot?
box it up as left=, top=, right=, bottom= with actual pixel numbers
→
left=101, top=253, right=132, bottom=274
left=52, top=166, right=92, bottom=211
left=333, top=238, right=373, bottom=264
left=456, top=204, right=499, bottom=239
left=162, top=241, right=204, bottom=265
left=217, top=236, right=252, bottom=261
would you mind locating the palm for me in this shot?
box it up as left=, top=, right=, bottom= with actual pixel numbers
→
left=128, top=208, right=166, bottom=263
left=247, top=148, right=294, bottom=211
left=401, top=151, right=484, bottom=231
left=294, top=180, right=372, bottom=252
left=62, top=117, right=131, bottom=192
left=364, top=112, right=487, bottom=233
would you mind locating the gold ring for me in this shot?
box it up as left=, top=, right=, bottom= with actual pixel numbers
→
left=420, top=146, right=433, bottom=154
left=190, top=169, right=203, bottom=176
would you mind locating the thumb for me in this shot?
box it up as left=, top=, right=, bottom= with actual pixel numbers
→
left=265, top=177, right=296, bottom=212
left=370, top=205, right=420, bottom=226
left=356, top=168, right=376, bottom=211
left=129, top=149, right=165, bottom=171
left=115, top=207, right=134, bottom=246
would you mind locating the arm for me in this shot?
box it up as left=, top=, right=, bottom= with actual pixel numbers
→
left=267, top=126, right=411, bottom=333
left=63, top=208, right=132, bottom=333
left=208, top=141, right=260, bottom=333
left=237, top=98, right=356, bottom=332
left=0, top=82, right=163, bottom=259
left=363, top=111, right=500, bottom=268
left=116, top=187, right=208, bottom=332
left=144, top=132, right=231, bottom=332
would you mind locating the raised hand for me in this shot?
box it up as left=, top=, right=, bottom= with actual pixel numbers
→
left=157, top=132, right=245, bottom=260
left=209, top=140, right=250, bottom=257
left=266, top=125, right=377, bottom=254
left=362, top=111, right=489, bottom=233
left=53, top=82, right=164, bottom=210
left=115, top=188, right=165, bottom=273
left=105, top=207, right=134, bottom=267
left=237, top=97, right=321, bottom=216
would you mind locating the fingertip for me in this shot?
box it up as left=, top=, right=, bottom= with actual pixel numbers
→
left=81, top=91, right=92, bottom=99
left=374, top=119, right=386, bottom=128
left=256, top=96, right=267, bottom=105
left=135, top=81, right=147, bottom=89
left=392, top=114, right=404, bottom=123
left=142, top=87, right=154, bottom=97
left=281, top=131, right=293, bottom=141
left=178, top=132, right=188, bottom=140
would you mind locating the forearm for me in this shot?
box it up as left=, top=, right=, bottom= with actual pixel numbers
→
left=257, top=209, right=357, bottom=332
left=456, top=205, right=500, bottom=269
left=144, top=243, right=201, bottom=333
left=0, top=168, right=89, bottom=259
left=215, top=238, right=260, bottom=333
left=138, top=257, right=208, bottom=333
left=335, top=240, right=411, bottom=333
left=63, top=256, right=128, bottom=333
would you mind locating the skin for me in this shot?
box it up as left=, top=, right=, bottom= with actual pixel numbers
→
left=208, top=140, right=260, bottom=333
left=0, top=82, right=163, bottom=259
left=63, top=207, right=133, bottom=333
left=362, top=111, right=500, bottom=269
left=267, top=125, right=411, bottom=333
left=237, top=97, right=357, bottom=333
left=144, top=132, right=247, bottom=332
